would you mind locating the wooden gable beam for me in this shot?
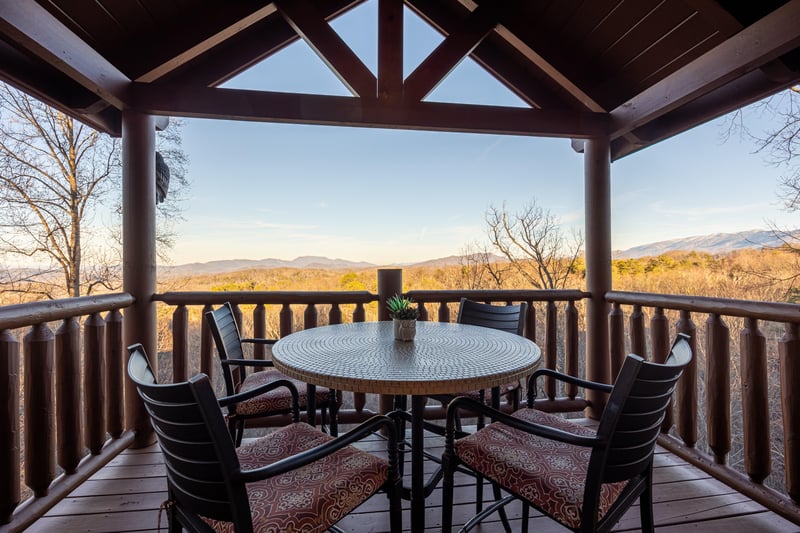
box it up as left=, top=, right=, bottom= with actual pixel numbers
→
left=378, top=0, right=403, bottom=102
left=130, top=83, right=608, bottom=138
left=403, top=3, right=500, bottom=102
left=136, top=5, right=277, bottom=83
left=610, top=0, right=800, bottom=139
left=274, top=0, right=376, bottom=98
left=0, top=0, right=130, bottom=110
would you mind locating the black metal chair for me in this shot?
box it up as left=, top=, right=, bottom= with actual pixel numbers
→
left=442, top=333, right=692, bottom=533
left=206, top=302, right=338, bottom=444
left=127, top=343, right=402, bottom=533
left=429, top=297, right=527, bottom=412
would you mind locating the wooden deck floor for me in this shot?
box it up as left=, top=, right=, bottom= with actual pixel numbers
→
left=27, top=425, right=800, bottom=533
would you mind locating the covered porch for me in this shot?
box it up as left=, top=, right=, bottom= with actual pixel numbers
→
left=2, top=1, right=800, bottom=531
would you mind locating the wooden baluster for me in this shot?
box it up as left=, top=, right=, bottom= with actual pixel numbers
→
left=329, top=303, right=342, bottom=325
left=280, top=304, right=293, bottom=338
left=545, top=301, right=557, bottom=400
left=706, top=314, right=730, bottom=465
left=629, top=304, right=646, bottom=359
left=304, top=304, right=318, bottom=329
left=525, top=301, right=536, bottom=342
left=172, top=305, right=189, bottom=381
left=200, top=304, right=213, bottom=378
left=651, top=307, right=671, bottom=432
left=609, top=302, right=625, bottom=380
left=84, top=313, right=107, bottom=455
left=353, top=303, right=365, bottom=323
left=55, top=318, right=81, bottom=473
left=565, top=300, right=579, bottom=398
left=781, top=322, right=800, bottom=503
left=1, top=330, right=20, bottom=523
left=437, top=301, right=450, bottom=323
left=105, top=309, right=124, bottom=438
left=418, top=301, right=428, bottom=321
left=741, top=317, right=770, bottom=483
left=253, top=304, right=266, bottom=359
left=676, top=310, right=697, bottom=447
left=24, top=324, right=55, bottom=497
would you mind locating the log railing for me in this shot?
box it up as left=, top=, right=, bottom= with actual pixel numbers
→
left=606, top=290, right=800, bottom=524
left=155, top=287, right=590, bottom=425
left=0, top=294, right=134, bottom=531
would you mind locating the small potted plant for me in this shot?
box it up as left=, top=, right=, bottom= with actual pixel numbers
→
left=386, top=294, right=419, bottom=341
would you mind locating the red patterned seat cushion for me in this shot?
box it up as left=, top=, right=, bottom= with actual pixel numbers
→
left=204, top=422, right=389, bottom=532
left=455, top=409, right=626, bottom=529
left=235, top=369, right=333, bottom=416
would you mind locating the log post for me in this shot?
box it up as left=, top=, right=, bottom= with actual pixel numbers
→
left=55, top=318, right=81, bottom=473
left=741, top=317, right=770, bottom=483
left=0, top=330, right=20, bottom=523
left=172, top=305, right=189, bottom=382
left=609, top=303, right=625, bottom=380
left=24, top=324, right=55, bottom=496
left=706, top=314, right=730, bottom=465
left=676, top=310, right=697, bottom=447
left=780, top=322, right=800, bottom=503
left=84, top=313, right=107, bottom=455
left=105, top=309, right=124, bottom=438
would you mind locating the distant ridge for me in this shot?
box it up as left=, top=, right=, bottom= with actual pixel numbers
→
left=160, top=256, right=376, bottom=276
left=156, top=230, right=791, bottom=276
left=613, top=229, right=788, bottom=259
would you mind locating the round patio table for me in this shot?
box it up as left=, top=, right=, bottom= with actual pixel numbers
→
left=272, top=320, right=541, bottom=531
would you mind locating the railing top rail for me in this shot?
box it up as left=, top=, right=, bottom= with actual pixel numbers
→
left=0, top=293, right=134, bottom=330
left=155, top=291, right=377, bottom=306
left=607, top=290, right=800, bottom=324
left=405, top=289, right=588, bottom=303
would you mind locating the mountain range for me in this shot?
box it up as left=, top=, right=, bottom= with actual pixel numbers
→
left=159, top=229, right=790, bottom=276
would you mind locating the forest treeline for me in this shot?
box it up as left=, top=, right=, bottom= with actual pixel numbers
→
left=157, top=247, right=800, bottom=304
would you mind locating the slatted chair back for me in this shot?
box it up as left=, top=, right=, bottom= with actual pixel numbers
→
left=584, top=333, right=692, bottom=524
left=457, top=297, right=526, bottom=335
left=127, top=344, right=252, bottom=530
left=206, top=302, right=248, bottom=394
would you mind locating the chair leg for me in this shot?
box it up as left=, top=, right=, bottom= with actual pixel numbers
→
left=522, top=502, right=530, bottom=532
left=235, top=420, right=245, bottom=447
left=329, top=389, right=339, bottom=437
left=640, top=476, right=655, bottom=533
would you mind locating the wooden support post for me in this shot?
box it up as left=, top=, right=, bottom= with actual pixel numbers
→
left=584, top=136, right=611, bottom=418
left=122, top=110, right=157, bottom=448
left=378, top=269, right=403, bottom=415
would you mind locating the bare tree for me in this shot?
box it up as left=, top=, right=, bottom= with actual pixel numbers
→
left=0, top=83, right=188, bottom=298
left=457, top=241, right=509, bottom=289
left=485, top=200, right=583, bottom=289
left=725, top=87, right=800, bottom=245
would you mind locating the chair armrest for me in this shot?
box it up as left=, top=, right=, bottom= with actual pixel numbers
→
left=446, top=396, right=602, bottom=449
left=240, top=337, right=277, bottom=346
left=218, top=378, right=299, bottom=408
left=220, top=358, right=275, bottom=368
left=237, top=414, right=398, bottom=483
left=527, top=368, right=613, bottom=401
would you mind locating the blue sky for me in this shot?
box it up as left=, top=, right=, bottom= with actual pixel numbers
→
left=167, top=2, right=795, bottom=266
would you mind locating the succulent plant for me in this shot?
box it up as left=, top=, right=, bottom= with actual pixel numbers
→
left=386, top=294, right=419, bottom=320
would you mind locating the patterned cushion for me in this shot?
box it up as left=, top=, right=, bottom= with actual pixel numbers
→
left=455, top=409, right=626, bottom=529
left=204, top=422, right=389, bottom=532
left=235, top=369, right=333, bottom=416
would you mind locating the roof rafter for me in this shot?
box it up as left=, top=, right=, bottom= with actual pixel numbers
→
left=129, top=83, right=608, bottom=138
left=610, top=0, right=800, bottom=139
left=0, top=0, right=130, bottom=109
left=274, top=0, right=376, bottom=98
left=135, top=5, right=277, bottom=83
left=403, top=2, right=500, bottom=102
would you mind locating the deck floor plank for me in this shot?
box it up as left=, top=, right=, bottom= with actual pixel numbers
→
left=29, top=424, right=799, bottom=532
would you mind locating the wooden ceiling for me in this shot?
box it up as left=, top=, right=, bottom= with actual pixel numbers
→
left=0, top=0, right=799, bottom=160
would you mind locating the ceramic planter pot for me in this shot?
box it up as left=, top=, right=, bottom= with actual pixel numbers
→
left=393, top=318, right=416, bottom=341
